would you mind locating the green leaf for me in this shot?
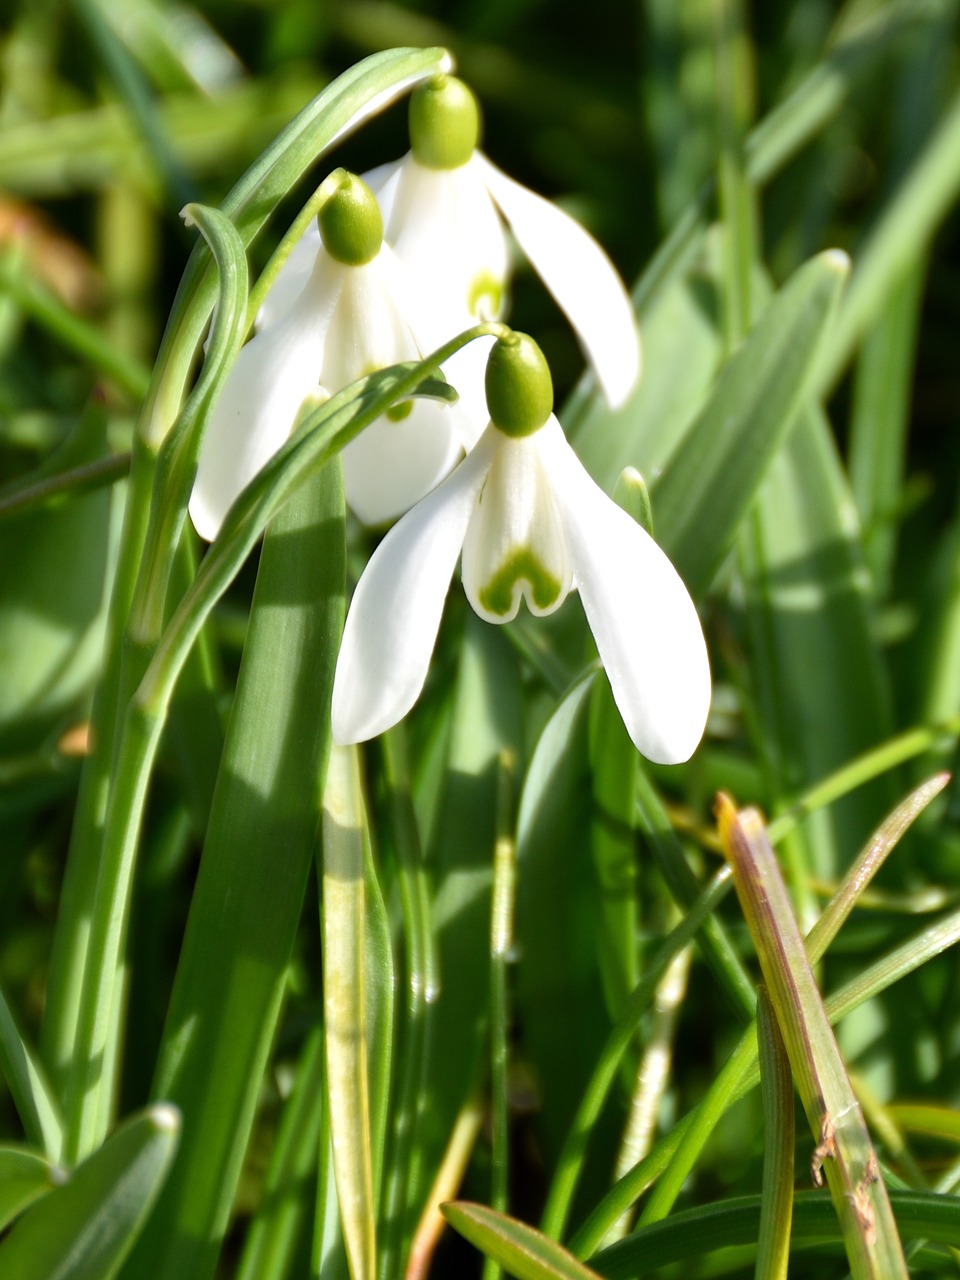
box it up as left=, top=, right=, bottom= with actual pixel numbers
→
left=0, top=982, right=63, bottom=1160
left=590, top=1190, right=960, bottom=1276
left=652, top=249, right=849, bottom=595
left=411, top=616, right=522, bottom=1217
left=755, top=986, right=795, bottom=1280
left=0, top=1106, right=179, bottom=1280
left=235, top=1030, right=325, bottom=1280
left=0, top=1145, right=62, bottom=1232
left=321, top=743, right=390, bottom=1280
left=735, top=405, right=895, bottom=878
left=122, top=462, right=346, bottom=1280
left=443, top=1202, right=604, bottom=1280
left=718, top=799, right=908, bottom=1280
left=0, top=395, right=114, bottom=754
left=515, top=670, right=615, bottom=1164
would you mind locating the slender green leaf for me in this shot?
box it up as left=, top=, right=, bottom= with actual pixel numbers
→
left=590, top=1189, right=960, bottom=1276
left=121, top=461, right=345, bottom=1280
left=719, top=800, right=908, bottom=1279
left=653, top=249, right=849, bottom=595
left=443, top=1202, right=604, bottom=1280
left=321, top=743, right=381, bottom=1280
left=0, top=983, right=63, bottom=1160
left=0, top=1146, right=62, bottom=1232
left=235, top=1030, right=325, bottom=1280
left=0, top=1105, right=179, bottom=1280
left=736, top=405, right=895, bottom=882
left=414, top=615, right=522, bottom=1209
left=754, top=986, right=794, bottom=1280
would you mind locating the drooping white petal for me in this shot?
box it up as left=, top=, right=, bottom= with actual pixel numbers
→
left=190, top=255, right=349, bottom=541
left=439, top=331, right=495, bottom=448
left=383, top=155, right=509, bottom=331
left=461, top=431, right=573, bottom=623
left=255, top=221, right=321, bottom=330
left=361, top=156, right=404, bottom=226
left=322, top=250, right=467, bottom=523
left=340, top=399, right=465, bottom=526
left=477, top=154, right=641, bottom=408
left=538, top=420, right=710, bottom=764
left=332, top=428, right=498, bottom=744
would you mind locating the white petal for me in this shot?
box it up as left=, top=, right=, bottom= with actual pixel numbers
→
left=538, top=421, right=710, bottom=764
left=461, top=432, right=573, bottom=622
left=439, top=332, right=495, bottom=449
left=477, top=154, right=641, bottom=408
left=360, top=156, right=404, bottom=226
left=322, top=252, right=467, bottom=523
left=332, top=428, right=497, bottom=744
left=384, top=155, right=509, bottom=329
left=190, top=260, right=347, bottom=540
left=340, top=398, right=465, bottom=526
left=255, top=221, right=322, bottom=330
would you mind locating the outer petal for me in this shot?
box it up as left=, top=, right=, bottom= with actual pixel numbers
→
left=340, top=398, right=465, bottom=526
left=255, top=221, right=321, bottom=330
left=332, top=428, right=497, bottom=744
left=323, top=251, right=467, bottom=523
left=189, top=258, right=347, bottom=540
left=360, top=155, right=404, bottom=226
left=538, top=421, right=710, bottom=764
left=384, top=155, right=509, bottom=330
left=476, top=153, right=641, bottom=408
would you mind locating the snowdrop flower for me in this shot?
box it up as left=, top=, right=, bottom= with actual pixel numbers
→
left=262, top=75, right=641, bottom=441
left=189, top=169, right=468, bottom=539
left=332, top=333, right=710, bottom=764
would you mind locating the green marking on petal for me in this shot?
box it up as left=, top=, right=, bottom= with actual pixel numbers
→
left=478, top=547, right=563, bottom=617
left=468, top=271, right=504, bottom=321
left=386, top=400, right=414, bottom=422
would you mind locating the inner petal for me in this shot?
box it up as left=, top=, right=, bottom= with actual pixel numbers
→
left=461, top=434, right=573, bottom=623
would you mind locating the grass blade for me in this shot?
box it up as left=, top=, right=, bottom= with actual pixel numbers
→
left=718, top=797, right=909, bottom=1280
left=0, top=1105, right=179, bottom=1280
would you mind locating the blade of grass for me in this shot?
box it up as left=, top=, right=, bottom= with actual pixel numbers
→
left=119, top=460, right=344, bottom=1280
left=235, top=1029, right=326, bottom=1280
left=0, top=1106, right=179, bottom=1280
left=590, top=1189, right=960, bottom=1276
left=322, top=745, right=379, bottom=1280
left=721, top=799, right=908, bottom=1279
left=755, top=986, right=795, bottom=1280
left=485, top=751, right=518, bottom=1280
left=574, top=775, right=949, bottom=1252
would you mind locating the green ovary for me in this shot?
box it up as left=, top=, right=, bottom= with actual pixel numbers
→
left=478, top=548, right=563, bottom=617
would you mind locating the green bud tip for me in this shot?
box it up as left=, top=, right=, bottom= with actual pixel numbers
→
left=316, top=169, right=382, bottom=266
left=485, top=332, right=554, bottom=438
left=409, top=75, right=481, bottom=170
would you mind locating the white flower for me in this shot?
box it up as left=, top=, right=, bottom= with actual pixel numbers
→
left=189, top=171, right=469, bottom=540
left=331, top=336, right=709, bottom=765
left=260, top=76, right=641, bottom=444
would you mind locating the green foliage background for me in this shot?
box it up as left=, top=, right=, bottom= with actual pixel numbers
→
left=2, top=1, right=960, bottom=1278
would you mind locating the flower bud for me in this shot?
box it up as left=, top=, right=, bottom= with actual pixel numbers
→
left=317, top=170, right=383, bottom=266
left=485, top=331, right=554, bottom=438
left=409, top=75, right=481, bottom=170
